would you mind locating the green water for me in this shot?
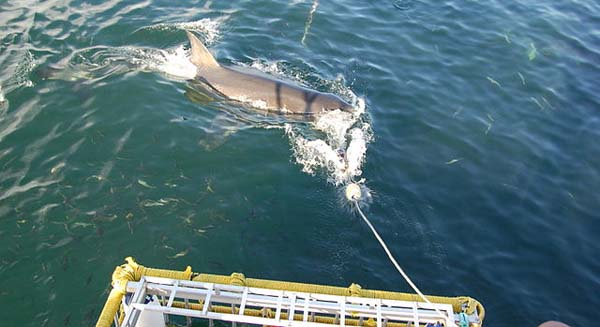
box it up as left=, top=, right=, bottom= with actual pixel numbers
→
left=1, top=1, right=599, bottom=326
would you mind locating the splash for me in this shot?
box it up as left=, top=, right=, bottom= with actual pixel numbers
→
left=249, top=60, right=283, bottom=76
left=139, top=17, right=228, bottom=45
left=286, top=98, right=371, bottom=186
left=239, top=59, right=372, bottom=187
left=346, top=127, right=369, bottom=177
left=0, top=50, right=37, bottom=114
left=148, top=46, right=198, bottom=80
left=15, top=50, right=36, bottom=88
left=47, top=45, right=198, bottom=83
left=52, top=17, right=229, bottom=82
left=0, top=84, right=6, bottom=114
left=1, top=50, right=35, bottom=93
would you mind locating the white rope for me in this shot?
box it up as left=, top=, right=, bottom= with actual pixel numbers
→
left=354, top=201, right=455, bottom=326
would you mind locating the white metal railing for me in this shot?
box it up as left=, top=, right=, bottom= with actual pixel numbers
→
left=119, top=276, right=455, bottom=327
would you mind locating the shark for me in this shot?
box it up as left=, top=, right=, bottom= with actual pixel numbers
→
left=185, top=31, right=353, bottom=115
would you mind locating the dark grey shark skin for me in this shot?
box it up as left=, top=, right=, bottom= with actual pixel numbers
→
left=186, top=31, right=353, bottom=115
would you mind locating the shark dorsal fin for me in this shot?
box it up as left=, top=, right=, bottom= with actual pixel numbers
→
left=186, top=30, right=219, bottom=69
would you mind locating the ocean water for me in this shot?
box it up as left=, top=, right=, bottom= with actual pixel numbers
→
left=1, top=0, right=599, bottom=326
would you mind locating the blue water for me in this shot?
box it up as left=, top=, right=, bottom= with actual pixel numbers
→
left=1, top=1, right=599, bottom=326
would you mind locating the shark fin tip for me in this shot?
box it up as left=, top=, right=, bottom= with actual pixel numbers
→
left=185, top=30, right=219, bottom=69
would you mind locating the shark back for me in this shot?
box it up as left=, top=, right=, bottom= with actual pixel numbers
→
left=185, top=31, right=353, bottom=115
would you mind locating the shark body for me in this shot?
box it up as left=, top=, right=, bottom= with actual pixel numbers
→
left=186, top=31, right=353, bottom=115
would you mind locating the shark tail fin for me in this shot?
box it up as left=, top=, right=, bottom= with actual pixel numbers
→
left=186, top=30, right=220, bottom=69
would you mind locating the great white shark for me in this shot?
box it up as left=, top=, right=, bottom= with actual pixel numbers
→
left=185, top=31, right=353, bottom=115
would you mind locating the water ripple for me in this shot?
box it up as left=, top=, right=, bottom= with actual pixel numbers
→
left=0, top=1, right=599, bottom=327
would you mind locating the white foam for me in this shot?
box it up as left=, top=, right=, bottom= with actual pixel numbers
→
left=0, top=84, right=6, bottom=115
left=4, top=50, right=36, bottom=90
left=241, top=59, right=374, bottom=187
left=286, top=101, right=372, bottom=186
left=155, top=46, right=198, bottom=80
left=19, top=51, right=36, bottom=88
left=0, top=50, right=35, bottom=113
left=144, top=17, right=228, bottom=46
left=346, top=127, right=369, bottom=177
left=286, top=124, right=348, bottom=183
left=106, top=46, right=195, bottom=81
left=132, top=17, right=228, bottom=80
left=314, top=109, right=356, bottom=148
left=250, top=60, right=282, bottom=75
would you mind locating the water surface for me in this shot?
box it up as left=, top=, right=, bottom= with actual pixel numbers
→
left=1, top=1, right=599, bottom=326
